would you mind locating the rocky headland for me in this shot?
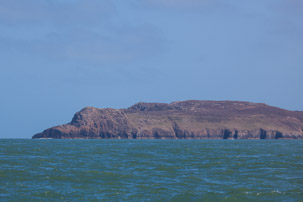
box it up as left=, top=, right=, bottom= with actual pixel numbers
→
left=33, top=100, right=303, bottom=139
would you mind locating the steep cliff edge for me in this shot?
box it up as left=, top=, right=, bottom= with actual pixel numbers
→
left=33, top=100, right=303, bottom=139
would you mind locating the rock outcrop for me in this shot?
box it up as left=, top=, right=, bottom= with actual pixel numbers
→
left=33, top=100, right=303, bottom=139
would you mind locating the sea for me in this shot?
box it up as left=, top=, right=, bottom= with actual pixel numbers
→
left=0, top=139, right=302, bottom=202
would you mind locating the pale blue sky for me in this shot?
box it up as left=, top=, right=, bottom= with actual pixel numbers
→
left=1, top=0, right=302, bottom=138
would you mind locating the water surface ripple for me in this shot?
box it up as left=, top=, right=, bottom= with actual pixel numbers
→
left=0, top=139, right=302, bottom=202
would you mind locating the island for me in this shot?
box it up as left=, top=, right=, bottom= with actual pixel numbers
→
left=33, top=100, right=303, bottom=139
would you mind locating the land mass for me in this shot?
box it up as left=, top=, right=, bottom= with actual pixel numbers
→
left=33, top=100, right=303, bottom=139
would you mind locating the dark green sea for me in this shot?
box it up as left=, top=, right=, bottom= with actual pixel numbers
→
left=0, top=139, right=302, bottom=202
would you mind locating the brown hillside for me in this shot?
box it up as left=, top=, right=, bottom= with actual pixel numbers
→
left=33, top=100, right=303, bottom=139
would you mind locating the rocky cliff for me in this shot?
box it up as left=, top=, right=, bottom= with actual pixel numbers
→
left=33, top=100, right=303, bottom=139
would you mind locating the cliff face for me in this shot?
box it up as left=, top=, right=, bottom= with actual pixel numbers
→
left=33, top=100, right=303, bottom=139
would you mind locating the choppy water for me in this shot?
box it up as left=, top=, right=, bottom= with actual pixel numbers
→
left=0, top=139, right=303, bottom=202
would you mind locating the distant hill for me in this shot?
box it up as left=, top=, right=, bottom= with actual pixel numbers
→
left=33, top=100, right=303, bottom=139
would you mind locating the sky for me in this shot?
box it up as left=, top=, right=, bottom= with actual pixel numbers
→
left=0, top=0, right=302, bottom=138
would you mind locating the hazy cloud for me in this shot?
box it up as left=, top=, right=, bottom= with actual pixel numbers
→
left=0, top=0, right=116, bottom=25
left=130, top=0, right=236, bottom=14
left=0, top=0, right=167, bottom=68
left=0, top=28, right=165, bottom=71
